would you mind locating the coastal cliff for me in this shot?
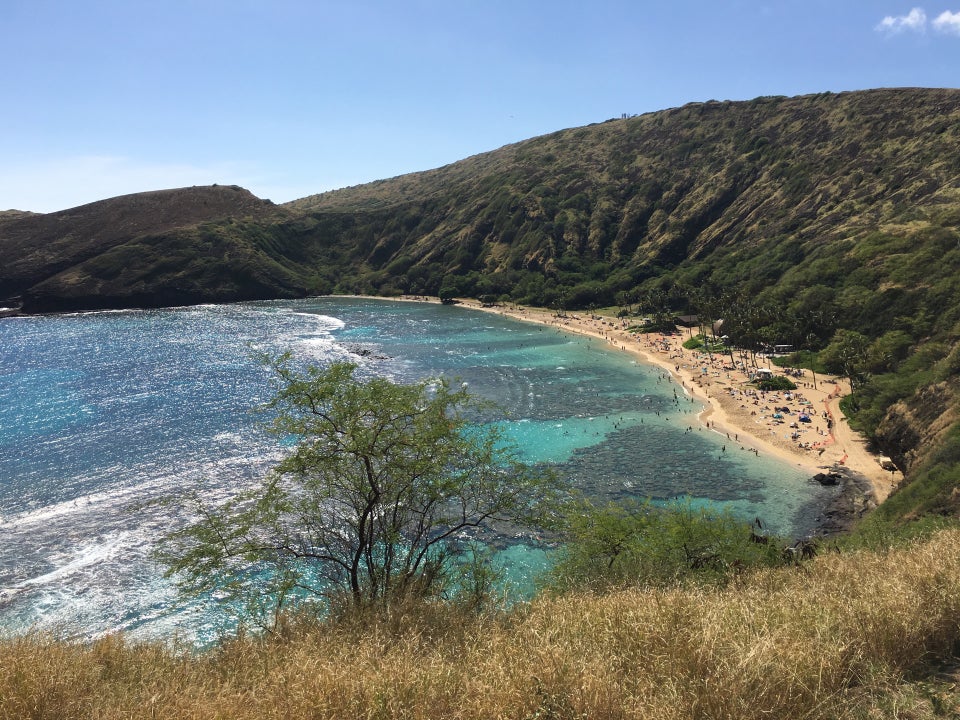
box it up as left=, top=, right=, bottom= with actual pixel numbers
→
left=3, top=88, right=960, bottom=527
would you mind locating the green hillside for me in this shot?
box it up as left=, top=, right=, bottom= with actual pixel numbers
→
left=3, top=87, right=960, bottom=524
left=289, top=88, right=960, bottom=307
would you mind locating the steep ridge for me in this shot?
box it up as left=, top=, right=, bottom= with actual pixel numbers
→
left=5, top=88, right=960, bottom=524
left=288, top=88, right=960, bottom=301
left=7, top=89, right=960, bottom=314
left=0, top=184, right=291, bottom=311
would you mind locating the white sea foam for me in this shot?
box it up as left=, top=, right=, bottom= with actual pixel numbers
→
left=1, top=483, right=142, bottom=529
left=1, top=444, right=283, bottom=531
left=14, top=532, right=131, bottom=591
left=300, top=336, right=338, bottom=349
left=57, top=308, right=148, bottom=317
left=290, top=312, right=346, bottom=331
left=298, top=337, right=346, bottom=361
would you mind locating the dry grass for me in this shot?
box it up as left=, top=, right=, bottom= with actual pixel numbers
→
left=5, top=529, right=960, bottom=719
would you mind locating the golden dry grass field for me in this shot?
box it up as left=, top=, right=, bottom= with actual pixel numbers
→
left=4, top=528, right=960, bottom=719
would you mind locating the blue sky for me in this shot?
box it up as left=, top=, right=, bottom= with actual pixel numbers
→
left=3, top=1, right=959, bottom=213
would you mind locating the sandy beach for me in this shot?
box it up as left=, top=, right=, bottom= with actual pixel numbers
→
left=443, top=299, right=902, bottom=507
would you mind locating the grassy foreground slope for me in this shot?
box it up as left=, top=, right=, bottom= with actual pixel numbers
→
left=4, top=528, right=960, bottom=719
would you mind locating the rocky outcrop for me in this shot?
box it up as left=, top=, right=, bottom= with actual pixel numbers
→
left=814, top=465, right=878, bottom=537
left=875, top=380, right=959, bottom=474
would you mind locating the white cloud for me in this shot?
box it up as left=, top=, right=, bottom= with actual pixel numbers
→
left=876, top=7, right=928, bottom=33
left=933, top=9, right=960, bottom=33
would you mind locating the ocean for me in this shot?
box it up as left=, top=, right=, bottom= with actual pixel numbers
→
left=0, top=298, right=830, bottom=644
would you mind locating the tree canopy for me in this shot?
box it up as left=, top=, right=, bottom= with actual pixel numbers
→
left=160, top=356, right=564, bottom=626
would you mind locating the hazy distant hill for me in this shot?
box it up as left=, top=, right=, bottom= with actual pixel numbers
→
left=4, top=87, right=960, bottom=523
left=0, top=184, right=297, bottom=311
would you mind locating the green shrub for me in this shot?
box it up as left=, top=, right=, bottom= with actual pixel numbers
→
left=756, top=375, right=797, bottom=391
left=546, top=499, right=787, bottom=592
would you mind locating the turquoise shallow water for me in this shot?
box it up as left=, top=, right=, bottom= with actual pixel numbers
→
left=0, top=298, right=834, bottom=643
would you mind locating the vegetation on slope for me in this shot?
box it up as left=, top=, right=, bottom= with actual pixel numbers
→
left=289, top=88, right=960, bottom=305
left=0, top=185, right=294, bottom=311
left=5, top=528, right=960, bottom=719
left=9, top=89, right=960, bottom=318
left=4, top=87, right=960, bottom=523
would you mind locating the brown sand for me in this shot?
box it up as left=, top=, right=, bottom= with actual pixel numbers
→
left=448, top=299, right=902, bottom=503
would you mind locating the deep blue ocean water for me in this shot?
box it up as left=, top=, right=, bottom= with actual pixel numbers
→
left=0, top=298, right=831, bottom=643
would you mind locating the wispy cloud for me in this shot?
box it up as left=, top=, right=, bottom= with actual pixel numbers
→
left=876, top=7, right=928, bottom=34
left=876, top=7, right=960, bottom=35
left=933, top=9, right=960, bottom=33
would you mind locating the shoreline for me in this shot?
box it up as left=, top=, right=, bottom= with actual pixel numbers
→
left=437, top=298, right=902, bottom=528
left=10, top=292, right=896, bottom=534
